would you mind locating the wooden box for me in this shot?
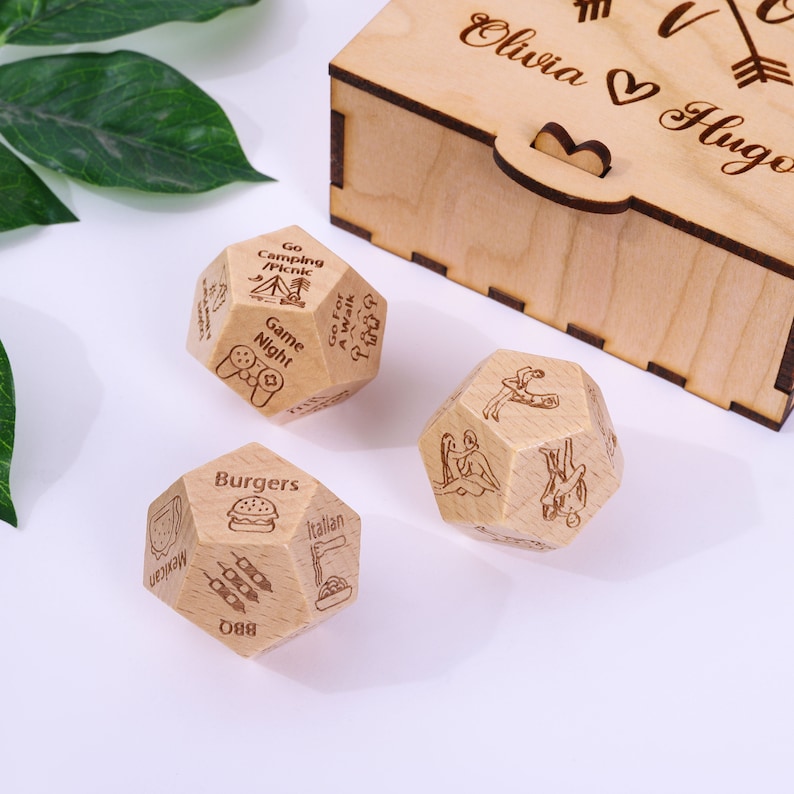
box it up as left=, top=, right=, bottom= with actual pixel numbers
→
left=329, top=0, right=794, bottom=429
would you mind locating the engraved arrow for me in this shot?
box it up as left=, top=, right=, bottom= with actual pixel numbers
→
left=658, top=2, right=721, bottom=37
left=725, top=0, right=792, bottom=87
left=573, top=0, right=612, bottom=23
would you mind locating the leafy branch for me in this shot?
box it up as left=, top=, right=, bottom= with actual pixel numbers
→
left=0, top=0, right=273, bottom=525
left=0, top=0, right=271, bottom=233
left=0, top=338, right=14, bottom=527
left=0, top=0, right=263, bottom=46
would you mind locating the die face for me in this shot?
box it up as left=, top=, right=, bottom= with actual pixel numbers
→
left=505, top=427, right=620, bottom=547
left=144, top=480, right=197, bottom=605
left=271, top=269, right=387, bottom=422
left=186, top=249, right=232, bottom=357
left=289, top=489, right=361, bottom=619
left=143, top=443, right=361, bottom=657
left=314, top=268, right=386, bottom=387
left=187, top=227, right=387, bottom=421
left=173, top=541, right=312, bottom=658
left=208, top=303, right=330, bottom=419
left=582, top=372, right=624, bottom=479
left=419, top=350, right=623, bottom=550
left=418, top=403, right=509, bottom=530
left=228, top=226, right=347, bottom=314
left=466, top=351, right=591, bottom=437
left=182, top=444, right=323, bottom=545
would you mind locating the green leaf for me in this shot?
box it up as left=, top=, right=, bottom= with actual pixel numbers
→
left=0, top=50, right=271, bottom=193
left=0, top=338, right=17, bottom=527
left=0, top=0, right=263, bottom=46
left=0, top=140, right=77, bottom=231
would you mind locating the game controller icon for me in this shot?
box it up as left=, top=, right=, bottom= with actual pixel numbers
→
left=215, top=345, right=284, bottom=408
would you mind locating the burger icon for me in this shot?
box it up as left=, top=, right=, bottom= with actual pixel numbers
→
left=227, top=496, right=278, bottom=533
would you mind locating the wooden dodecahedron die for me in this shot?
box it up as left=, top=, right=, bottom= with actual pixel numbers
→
left=187, top=226, right=387, bottom=423
left=144, top=443, right=361, bottom=657
left=418, top=350, right=624, bottom=551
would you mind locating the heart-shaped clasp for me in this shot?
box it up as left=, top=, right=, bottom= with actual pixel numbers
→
left=493, top=123, right=630, bottom=214
left=532, top=122, right=611, bottom=178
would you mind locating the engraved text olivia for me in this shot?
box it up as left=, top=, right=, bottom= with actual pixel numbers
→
left=459, top=12, right=587, bottom=85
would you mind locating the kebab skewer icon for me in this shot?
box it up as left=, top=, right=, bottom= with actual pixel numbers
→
left=205, top=554, right=274, bottom=613
left=205, top=571, right=247, bottom=614
left=311, top=535, right=353, bottom=612
left=216, top=561, right=260, bottom=604
left=231, top=552, right=273, bottom=593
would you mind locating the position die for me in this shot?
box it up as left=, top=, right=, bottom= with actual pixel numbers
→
left=418, top=350, right=623, bottom=551
left=144, top=443, right=361, bottom=657
left=187, top=226, right=387, bottom=422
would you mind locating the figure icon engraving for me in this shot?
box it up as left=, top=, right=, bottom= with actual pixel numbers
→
left=360, top=313, right=381, bottom=346
left=357, top=294, right=382, bottom=345
left=483, top=365, right=560, bottom=421
left=215, top=344, right=285, bottom=408
left=539, top=438, right=587, bottom=529
left=148, top=495, right=182, bottom=560
left=333, top=292, right=384, bottom=363
left=434, top=429, right=500, bottom=497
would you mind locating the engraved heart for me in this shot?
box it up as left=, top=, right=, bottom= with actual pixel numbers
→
left=606, top=68, right=661, bottom=106
left=533, top=122, right=611, bottom=178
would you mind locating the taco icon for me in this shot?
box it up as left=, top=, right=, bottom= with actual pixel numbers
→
left=148, top=495, right=182, bottom=559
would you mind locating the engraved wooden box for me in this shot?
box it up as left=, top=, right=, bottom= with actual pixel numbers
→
left=329, top=0, right=794, bottom=429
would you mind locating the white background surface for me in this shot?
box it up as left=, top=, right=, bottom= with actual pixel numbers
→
left=1, top=2, right=792, bottom=792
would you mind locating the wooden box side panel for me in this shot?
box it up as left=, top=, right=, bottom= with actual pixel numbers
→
left=331, top=0, right=794, bottom=271
left=330, top=80, right=794, bottom=426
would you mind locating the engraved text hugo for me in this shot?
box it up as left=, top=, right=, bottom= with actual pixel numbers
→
left=659, top=100, right=794, bottom=175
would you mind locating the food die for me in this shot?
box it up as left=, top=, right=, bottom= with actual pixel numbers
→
left=144, top=443, right=361, bottom=657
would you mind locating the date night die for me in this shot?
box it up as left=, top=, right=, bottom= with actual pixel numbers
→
left=144, top=443, right=361, bottom=657
left=187, top=226, right=387, bottom=423
left=419, top=350, right=624, bottom=551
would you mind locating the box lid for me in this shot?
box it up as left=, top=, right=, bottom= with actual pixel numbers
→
left=331, top=0, right=794, bottom=276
